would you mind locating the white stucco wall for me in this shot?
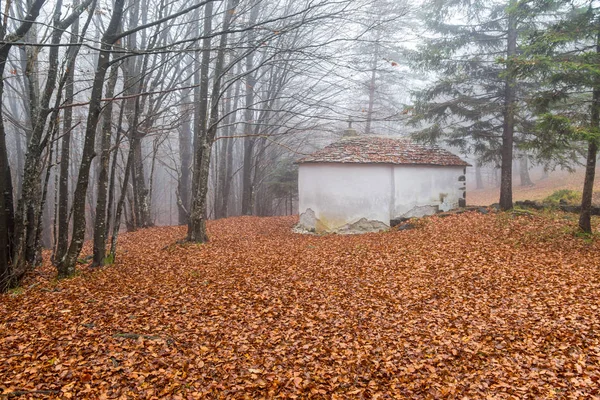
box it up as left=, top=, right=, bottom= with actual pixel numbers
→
left=298, top=163, right=466, bottom=232
left=298, top=163, right=392, bottom=232
left=392, top=165, right=465, bottom=219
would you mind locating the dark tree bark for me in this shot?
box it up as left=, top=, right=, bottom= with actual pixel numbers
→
left=188, top=0, right=239, bottom=242
left=56, top=0, right=94, bottom=261
left=122, top=0, right=155, bottom=229
left=579, top=38, right=600, bottom=233
left=191, top=0, right=214, bottom=199
left=57, top=0, right=125, bottom=278
left=55, top=5, right=78, bottom=262
left=499, top=0, right=517, bottom=211
left=109, top=136, right=135, bottom=260
left=15, top=0, right=92, bottom=274
left=579, top=141, right=598, bottom=233
left=106, top=100, right=126, bottom=240
left=0, top=0, right=49, bottom=290
left=92, top=61, right=119, bottom=267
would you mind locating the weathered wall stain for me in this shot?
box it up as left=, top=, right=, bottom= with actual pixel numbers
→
left=298, top=163, right=467, bottom=234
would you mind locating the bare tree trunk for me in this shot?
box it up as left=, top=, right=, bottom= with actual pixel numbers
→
left=188, top=0, right=239, bottom=242
left=54, top=0, right=95, bottom=262
left=132, top=136, right=152, bottom=227
left=92, top=61, right=119, bottom=267
left=221, top=134, right=235, bottom=218
left=0, top=57, right=15, bottom=288
left=23, top=30, right=40, bottom=140
left=57, top=0, right=125, bottom=278
left=6, top=99, right=25, bottom=197
left=36, top=119, right=59, bottom=259
left=56, top=1, right=80, bottom=261
left=579, top=31, right=600, bottom=233
left=12, top=0, right=90, bottom=284
left=0, top=0, right=47, bottom=290
left=124, top=0, right=153, bottom=229
left=252, top=137, right=268, bottom=216
left=147, top=136, right=160, bottom=224
left=0, top=105, right=15, bottom=290
left=499, top=0, right=517, bottom=211
left=191, top=1, right=214, bottom=199
left=216, top=79, right=239, bottom=219
left=106, top=100, right=126, bottom=239
left=519, top=156, right=533, bottom=187
left=365, top=34, right=381, bottom=135
left=579, top=141, right=597, bottom=233
left=475, top=161, right=484, bottom=190
left=212, top=136, right=220, bottom=219
left=242, top=138, right=256, bottom=215
left=109, top=137, right=135, bottom=260
left=241, top=2, right=260, bottom=216
left=221, top=134, right=236, bottom=217
left=187, top=0, right=214, bottom=239
left=178, top=93, right=193, bottom=224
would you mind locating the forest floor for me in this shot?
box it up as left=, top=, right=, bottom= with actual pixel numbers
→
left=467, top=168, right=588, bottom=206
left=2, top=212, right=600, bottom=398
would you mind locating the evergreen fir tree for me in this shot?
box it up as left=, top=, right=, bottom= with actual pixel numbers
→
left=519, top=1, right=600, bottom=232
left=410, top=0, right=544, bottom=209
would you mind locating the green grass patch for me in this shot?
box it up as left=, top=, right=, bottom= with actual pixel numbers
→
left=104, top=253, right=115, bottom=266
left=543, top=189, right=581, bottom=206
left=572, top=228, right=598, bottom=243
left=8, top=286, right=24, bottom=296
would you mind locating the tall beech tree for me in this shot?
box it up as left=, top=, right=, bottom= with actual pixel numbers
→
left=57, top=0, right=218, bottom=275
left=0, top=0, right=47, bottom=290
left=0, top=0, right=399, bottom=290
left=0, top=0, right=98, bottom=289
left=56, top=0, right=94, bottom=263
left=56, top=0, right=126, bottom=277
left=241, top=1, right=261, bottom=216
left=188, top=0, right=240, bottom=241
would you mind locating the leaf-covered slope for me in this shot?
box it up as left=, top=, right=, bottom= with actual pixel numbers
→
left=1, top=214, right=600, bottom=398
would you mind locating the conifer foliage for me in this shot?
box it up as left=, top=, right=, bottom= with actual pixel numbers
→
left=410, top=0, right=543, bottom=210
left=519, top=1, right=600, bottom=232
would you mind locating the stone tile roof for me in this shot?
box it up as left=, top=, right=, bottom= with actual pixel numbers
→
left=297, top=136, right=470, bottom=167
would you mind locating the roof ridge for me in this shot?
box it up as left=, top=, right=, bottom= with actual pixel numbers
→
left=297, top=136, right=470, bottom=167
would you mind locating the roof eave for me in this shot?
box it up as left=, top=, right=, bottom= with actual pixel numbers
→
left=297, top=160, right=472, bottom=167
